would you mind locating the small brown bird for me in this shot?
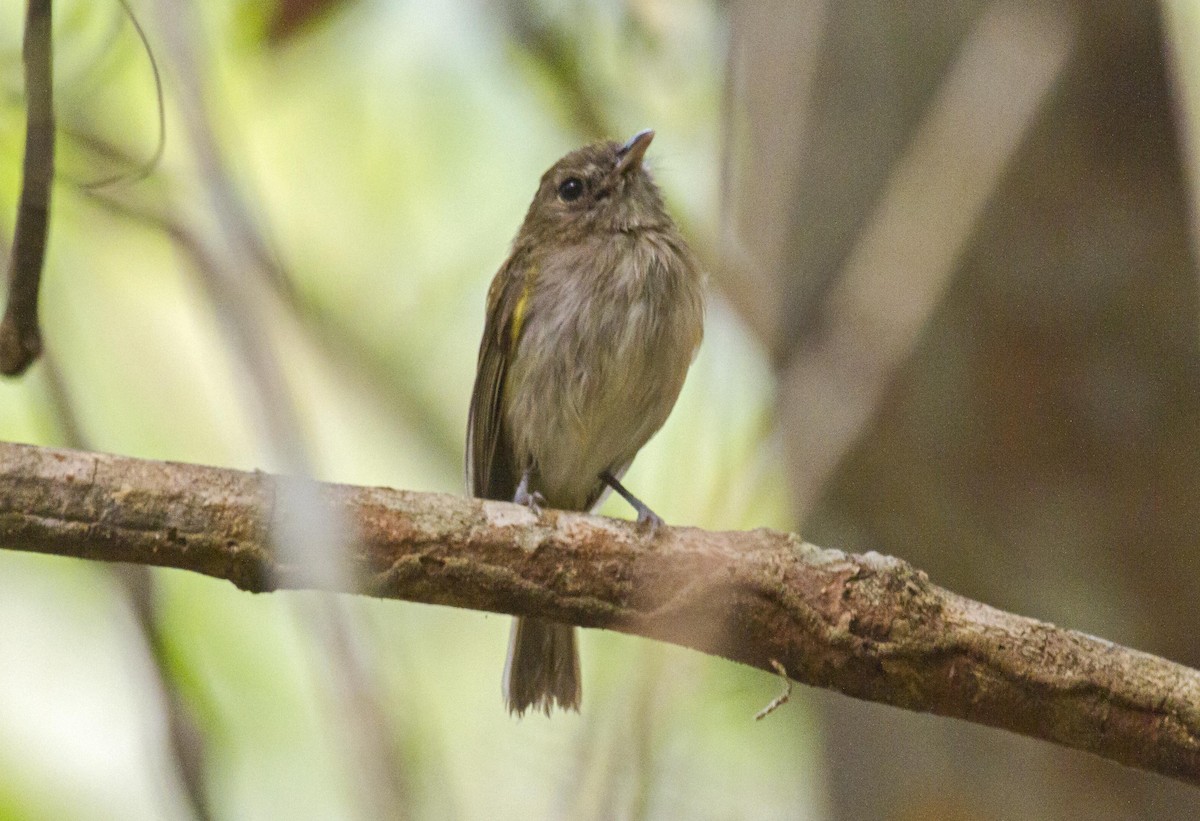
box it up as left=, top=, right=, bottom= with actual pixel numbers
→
left=467, top=130, right=705, bottom=716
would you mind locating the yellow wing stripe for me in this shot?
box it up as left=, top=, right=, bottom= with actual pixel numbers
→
left=509, top=265, right=537, bottom=347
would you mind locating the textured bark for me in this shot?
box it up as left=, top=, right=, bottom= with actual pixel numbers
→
left=0, top=440, right=1196, bottom=785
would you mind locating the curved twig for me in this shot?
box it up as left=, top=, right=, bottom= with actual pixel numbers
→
left=1, top=0, right=54, bottom=376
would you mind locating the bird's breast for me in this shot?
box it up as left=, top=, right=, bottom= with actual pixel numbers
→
left=503, top=233, right=703, bottom=510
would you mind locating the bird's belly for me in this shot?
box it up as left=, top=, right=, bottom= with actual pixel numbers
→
left=504, top=306, right=687, bottom=511
left=533, top=376, right=663, bottom=510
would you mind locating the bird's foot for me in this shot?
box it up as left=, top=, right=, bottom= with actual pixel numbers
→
left=634, top=504, right=664, bottom=538
left=600, top=471, right=664, bottom=538
left=513, top=471, right=546, bottom=515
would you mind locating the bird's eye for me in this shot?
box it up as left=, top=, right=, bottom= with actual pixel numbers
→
left=557, top=177, right=585, bottom=202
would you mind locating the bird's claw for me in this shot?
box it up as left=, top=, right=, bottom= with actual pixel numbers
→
left=635, top=506, right=664, bottom=538
left=514, top=486, right=546, bottom=516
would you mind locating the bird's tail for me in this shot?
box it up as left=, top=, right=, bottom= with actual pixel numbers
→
left=502, top=617, right=581, bottom=716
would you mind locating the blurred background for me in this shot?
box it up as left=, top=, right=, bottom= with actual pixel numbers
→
left=0, top=0, right=1197, bottom=818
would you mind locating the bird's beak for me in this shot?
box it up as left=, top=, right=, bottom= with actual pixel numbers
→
left=615, top=129, right=655, bottom=176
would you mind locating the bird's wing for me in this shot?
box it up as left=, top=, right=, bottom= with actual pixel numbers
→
left=466, top=250, right=535, bottom=501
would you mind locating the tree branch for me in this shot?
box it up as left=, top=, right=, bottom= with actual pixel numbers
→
left=0, top=440, right=1196, bottom=785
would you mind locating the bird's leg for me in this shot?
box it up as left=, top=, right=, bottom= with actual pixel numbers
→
left=513, top=468, right=546, bottom=514
left=600, top=471, right=664, bottom=535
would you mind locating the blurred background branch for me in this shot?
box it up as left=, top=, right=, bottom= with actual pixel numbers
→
left=775, top=1, right=1073, bottom=522
left=0, top=0, right=53, bottom=375
left=149, top=4, right=410, bottom=816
